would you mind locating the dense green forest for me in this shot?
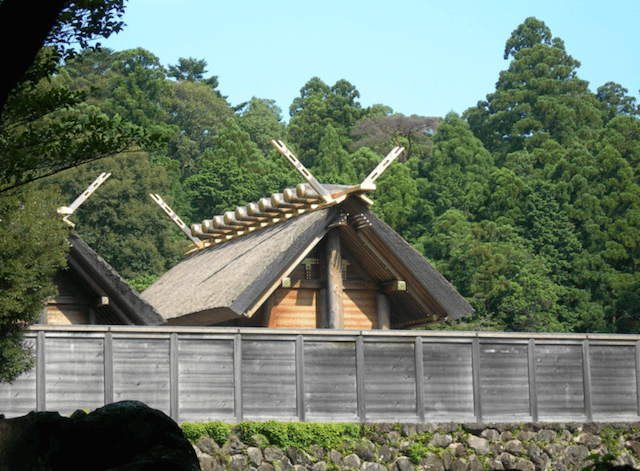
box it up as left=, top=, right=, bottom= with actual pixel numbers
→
left=3, top=14, right=640, bottom=353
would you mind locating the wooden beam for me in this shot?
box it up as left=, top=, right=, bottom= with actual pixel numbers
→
left=382, top=280, right=406, bottom=294
left=376, top=293, right=391, bottom=330
left=326, top=229, right=344, bottom=329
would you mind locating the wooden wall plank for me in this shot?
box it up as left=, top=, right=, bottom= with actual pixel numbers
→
left=364, top=341, right=417, bottom=421
left=112, top=337, right=170, bottom=415
left=423, top=342, right=475, bottom=421
left=234, top=334, right=243, bottom=422
left=536, top=344, right=585, bottom=419
left=356, top=336, right=366, bottom=422
left=590, top=345, right=637, bottom=417
left=242, top=339, right=297, bottom=420
left=45, top=337, right=105, bottom=416
left=528, top=339, right=538, bottom=422
left=0, top=337, right=37, bottom=418
left=415, top=337, right=425, bottom=422
left=296, top=335, right=306, bottom=422
left=36, top=331, right=46, bottom=412
left=304, top=341, right=357, bottom=421
left=104, top=332, right=114, bottom=405
left=178, top=337, right=235, bottom=422
left=480, top=343, right=531, bottom=421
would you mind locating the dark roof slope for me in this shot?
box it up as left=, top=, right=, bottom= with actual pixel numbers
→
left=67, top=231, right=163, bottom=325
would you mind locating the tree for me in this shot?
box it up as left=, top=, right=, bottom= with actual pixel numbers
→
left=0, top=187, right=69, bottom=381
left=236, top=97, right=286, bottom=156
left=0, top=0, right=126, bottom=117
left=351, top=115, right=440, bottom=160
left=311, top=124, right=357, bottom=185
left=167, top=57, right=221, bottom=94
left=464, top=17, right=602, bottom=162
left=45, top=153, right=185, bottom=280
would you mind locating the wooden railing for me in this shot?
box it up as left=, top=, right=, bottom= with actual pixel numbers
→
left=2, top=326, right=639, bottom=423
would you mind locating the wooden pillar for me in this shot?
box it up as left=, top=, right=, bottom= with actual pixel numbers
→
left=376, top=293, right=390, bottom=330
left=325, top=229, right=344, bottom=329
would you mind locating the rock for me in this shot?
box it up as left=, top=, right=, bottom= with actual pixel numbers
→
left=420, top=453, right=444, bottom=471
left=0, top=400, right=199, bottom=471
left=626, top=440, right=640, bottom=457
left=377, top=423, right=395, bottom=434
left=342, top=453, right=361, bottom=470
left=484, top=458, right=504, bottom=471
left=550, top=456, right=570, bottom=471
left=499, top=431, right=512, bottom=442
left=466, top=435, right=489, bottom=455
left=276, top=457, right=295, bottom=470
left=442, top=452, right=454, bottom=471
left=517, top=431, right=536, bottom=442
left=288, top=447, right=314, bottom=466
left=498, top=452, right=517, bottom=470
left=489, top=443, right=504, bottom=456
left=399, top=439, right=414, bottom=453
left=447, top=443, right=467, bottom=457
left=388, top=431, right=402, bottom=443
left=311, top=462, right=327, bottom=471
left=466, top=455, right=483, bottom=471
left=391, top=456, right=415, bottom=471
left=362, top=463, right=387, bottom=471
left=505, top=439, right=524, bottom=455
left=536, top=429, right=557, bottom=443
left=525, top=442, right=543, bottom=460
left=223, top=435, right=248, bottom=455
left=575, top=433, right=603, bottom=449
left=481, top=429, right=500, bottom=442
left=438, top=424, right=460, bottom=434
left=310, top=445, right=326, bottom=461
left=402, top=424, right=418, bottom=437
left=532, top=454, right=552, bottom=471
left=264, top=448, right=285, bottom=463
left=461, top=424, right=486, bottom=436
left=229, top=454, right=248, bottom=470
left=247, top=447, right=264, bottom=466
left=379, top=445, right=394, bottom=462
left=430, top=433, right=453, bottom=447
left=198, top=436, right=221, bottom=456
left=544, top=442, right=565, bottom=459
left=514, top=458, right=535, bottom=471
left=329, top=450, right=343, bottom=464
left=564, top=445, right=589, bottom=465
left=258, top=463, right=275, bottom=471
left=252, top=435, right=270, bottom=448
left=417, top=424, right=439, bottom=434
left=557, top=430, right=572, bottom=444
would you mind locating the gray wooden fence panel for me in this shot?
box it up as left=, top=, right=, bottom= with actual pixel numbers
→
left=0, top=338, right=36, bottom=417
left=590, top=345, right=638, bottom=418
left=177, top=337, right=235, bottom=422
left=480, top=343, right=531, bottom=421
left=535, top=343, right=585, bottom=419
left=5, top=329, right=640, bottom=423
left=364, top=342, right=417, bottom=421
left=303, top=341, right=358, bottom=421
left=242, top=339, right=297, bottom=420
left=45, top=336, right=105, bottom=416
left=112, top=337, right=170, bottom=415
left=423, top=342, right=475, bottom=421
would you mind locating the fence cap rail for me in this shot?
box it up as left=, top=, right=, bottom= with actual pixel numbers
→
left=25, top=325, right=640, bottom=342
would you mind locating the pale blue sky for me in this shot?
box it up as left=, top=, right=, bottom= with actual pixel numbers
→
left=94, top=0, right=639, bottom=121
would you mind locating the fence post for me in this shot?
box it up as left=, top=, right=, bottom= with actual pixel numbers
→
left=415, top=336, right=425, bottom=422
left=472, top=337, right=482, bottom=423
left=36, top=330, right=46, bottom=412
left=636, top=340, right=640, bottom=418
left=582, top=339, right=593, bottom=421
left=104, top=331, right=114, bottom=405
left=170, top=333, right=179, bottom=422
left=356, top=335, right=366, bottom=422
left=296, top=335, right=306, bottom=422
left=234, top=333, right=243, bottom=422
left=528, top=338, right=538, bottom=422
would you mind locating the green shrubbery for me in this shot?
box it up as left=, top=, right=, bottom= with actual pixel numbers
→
left=180, top=421, right=231, bottom=444
left=181, top=420, right=361, bottom=450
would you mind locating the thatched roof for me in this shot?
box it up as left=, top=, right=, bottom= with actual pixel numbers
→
left=141, top=207, right=339, bottom=325
left=141, top=194, right=474, bottom=328
left=66, top=231, right=163, bottom=325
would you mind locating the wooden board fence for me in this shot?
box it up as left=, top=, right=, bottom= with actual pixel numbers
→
left=2, top=326, right=640, bottom=423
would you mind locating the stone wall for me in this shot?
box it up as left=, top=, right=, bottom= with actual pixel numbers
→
left=190, top=422, right=640, bottom=471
